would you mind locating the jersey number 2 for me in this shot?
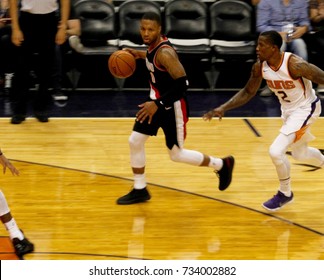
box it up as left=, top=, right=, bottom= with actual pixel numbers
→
left=277, top=90, right=291, bottom=102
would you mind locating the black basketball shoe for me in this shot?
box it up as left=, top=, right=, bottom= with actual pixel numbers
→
left=215, top=156, right=235, bottom=191
left=13, top=236, right=34, bottom=258
left=117, top=187, right=151, bottom=205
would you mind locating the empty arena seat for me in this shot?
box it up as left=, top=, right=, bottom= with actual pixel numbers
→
left=209, top=0, right=256, bottom=60
left=164, top=0, right=210, bottom=55
left=164, top=0, right=213, bottom=89
left=209, top=0, right=257, bottom=88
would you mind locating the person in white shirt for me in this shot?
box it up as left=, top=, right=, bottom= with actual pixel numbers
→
left=9, top=0, right=69, bottom=124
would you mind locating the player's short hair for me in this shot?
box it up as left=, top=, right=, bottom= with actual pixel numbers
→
left=260, top=30, right=283, bottom=49
left=141, top=11, right=161, bottom=26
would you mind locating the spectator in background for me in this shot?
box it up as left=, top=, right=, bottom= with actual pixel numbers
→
left=309, top=0, right=324, bottom=95
left=52, top=2, right=80, bottom=107
left=0, top=0, right=14, bottom=102
left=256, top=0, right=310, bottom=96
left=68, top=0, right=114, bottom=52
left=9, top=0, right=70, bottom=124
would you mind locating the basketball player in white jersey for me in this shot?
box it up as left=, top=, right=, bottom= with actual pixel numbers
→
left=204, top=30, right=324, bottom=211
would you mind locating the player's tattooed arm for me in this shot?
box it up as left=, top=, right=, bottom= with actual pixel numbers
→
left=289, top=54, right=324, bottom=85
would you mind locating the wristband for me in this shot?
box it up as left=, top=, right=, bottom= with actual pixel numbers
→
left=154, top=99, right=164, bottom=108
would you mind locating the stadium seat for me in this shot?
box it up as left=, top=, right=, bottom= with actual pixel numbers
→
left=117, top=0, right=161, bottom=50
left=209, top=0, right=257, bottom=88
left=163, top=0, right=212, bottom=89
left=69, top=0, right=118, bottom=89
left=73, top=0, right=118, bottom=54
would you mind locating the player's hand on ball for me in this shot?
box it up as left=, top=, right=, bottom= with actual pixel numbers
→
left=123, top=48, right=141, bottom=60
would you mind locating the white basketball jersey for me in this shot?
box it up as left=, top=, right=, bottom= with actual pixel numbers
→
left=262, top=52, right=317, bottom=113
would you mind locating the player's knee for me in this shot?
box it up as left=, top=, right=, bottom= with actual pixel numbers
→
left=269, top=145, right=284, bottom=165
left=128, top=134, right=141, bottom=150
left=169, top=152, right=181, bottom=162
left=169, top=147, right=182, bottom=162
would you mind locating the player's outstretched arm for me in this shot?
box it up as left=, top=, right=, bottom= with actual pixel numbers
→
left=203, top=62, right=263, bottom=121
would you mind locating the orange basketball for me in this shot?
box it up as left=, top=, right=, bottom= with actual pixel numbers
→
left=108, top=50, right=136, bottom=78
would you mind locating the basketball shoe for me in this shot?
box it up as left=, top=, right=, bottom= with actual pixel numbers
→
left=12, top=235, right=34, bottom=258
left=11, top=115, right=26, bottom=124
left=215, top=156, right=235, bottom=191
left=262, top=191, right=294, bottom=211
left=117, top=187, right=151, bottom=205
left=52, top=91, right=68, bottom=107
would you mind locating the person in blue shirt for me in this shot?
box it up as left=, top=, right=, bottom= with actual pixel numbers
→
left=257, top=0, right=310, bottom=60
left=256, top=0, right=310, bottom=96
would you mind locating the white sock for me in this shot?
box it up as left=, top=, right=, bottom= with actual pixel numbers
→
left=133, top=174, right=146, bottom=190
left=279, top=178, right=292, bottom=197
left=4, top=218, right=24, bottom=240
left=208, top=156, right=223, bottom=170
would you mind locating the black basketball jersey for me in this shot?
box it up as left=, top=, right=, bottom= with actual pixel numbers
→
left=145, top=36, right=178, bottom=101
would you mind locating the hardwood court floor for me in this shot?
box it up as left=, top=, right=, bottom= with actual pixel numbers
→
left=0, top=117, right=323, bottom=260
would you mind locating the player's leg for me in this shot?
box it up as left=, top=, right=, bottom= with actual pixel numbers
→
left=0, top=190, right=34, bottom=258
left=263, top=132, right=295, bottom=211
left=164, top=101, right=234, bottom=191
left=167, top=145, right=234, bottom=191
left=290, top=129, right=324, bottom=167
left=263, top=101, right=322, bottom=211
left=116, top=129, right=151, bottom=205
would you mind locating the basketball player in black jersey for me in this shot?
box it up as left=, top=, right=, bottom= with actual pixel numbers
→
left=116, top=12, right=235, bottom=205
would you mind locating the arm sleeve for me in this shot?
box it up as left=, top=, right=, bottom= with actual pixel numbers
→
left=154, top=76, right=189, bottom=109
